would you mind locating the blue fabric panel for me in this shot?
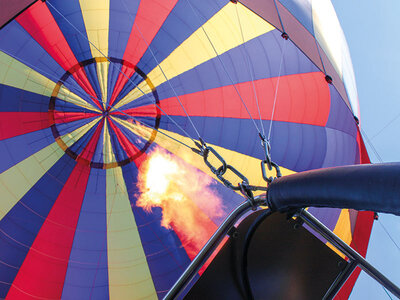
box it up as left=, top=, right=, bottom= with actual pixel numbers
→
left=0, top=154, right=75, bottom=298
left=121, top=162, right=191, bottom=297
left=278, top=0, right=314, bottom=34
left=108, top=0, right=140, bottom=59
left=61, top=168, right=109, bottom=300
left=0, top=84, right=48, bottom=112
left=0, top=128, right=53, bottom=173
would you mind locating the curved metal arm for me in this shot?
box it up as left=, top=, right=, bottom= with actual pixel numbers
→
left=164, top=196, right=268, bottom=300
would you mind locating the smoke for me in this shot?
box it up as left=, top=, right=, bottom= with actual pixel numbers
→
left=137, top=147, right=225, bottom=259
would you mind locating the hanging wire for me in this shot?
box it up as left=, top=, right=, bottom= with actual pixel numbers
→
left=118, top=0, right=203, bottom=141
left=371, top=111, right=400, bottom=140
left=185, top=0, right=263, bottom=136
left=359, top=127, right=383, bottom=163
left=267, top=37, right=287, bottom=142
left=46, top=0, right=197, bottom=145
left=234, top=3, right=265, bottom=136
left=378, top=218, right=400, bottom=253
left=382, top=285, right=395, bottom=300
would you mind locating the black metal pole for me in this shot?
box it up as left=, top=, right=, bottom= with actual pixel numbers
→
left=297, top=209, right=400, bottom=298
left=323, top=260, right=357, bottom=300
left=164, top=197, right=268, bottom=300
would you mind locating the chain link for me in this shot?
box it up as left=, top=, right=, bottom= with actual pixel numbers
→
left=192, top=140, right=270, bottom=202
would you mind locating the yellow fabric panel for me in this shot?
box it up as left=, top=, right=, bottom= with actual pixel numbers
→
left=113, top=118, right=294, bottom=195
left=326, top=209, right=352, bottom=258
left=0, top=51, right=100, bottom=112
left=106, top=167, right=157, bottom=300
left=333, top=209, right=353, bottom=245
left=0, top=142, right=64, bottom=221
left=115, top=2, right=275, bottom=109
left=79, top=0, right=110, bottom=58
left=103, top=119, right=117, bottom=164
left=96, top=61, right=110, bottom=110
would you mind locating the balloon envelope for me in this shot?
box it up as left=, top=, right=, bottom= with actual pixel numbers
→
left=0, top=0, right=372, bottom=299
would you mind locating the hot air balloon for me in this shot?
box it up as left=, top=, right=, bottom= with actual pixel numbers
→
left=1, top=0, right=399, bottom=299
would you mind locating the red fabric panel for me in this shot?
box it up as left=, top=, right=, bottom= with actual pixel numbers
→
left=53, top=111, right=99, bottom=124
left=135, top=72, right=331, bottom=126
left=16, top=1, right=98, bottom=100
left=108, top=118, right=141, bottom=159
left=109, top=0, right=178, bottom=106
left=114, top=105, right=157, bottom=118
left=78, top=119, right=104, bottom=163
left=0, top=112, right=48, bottom=141
left=6, top=164, right=92, bottom=299
left=336, top=129, right=373, bottom=299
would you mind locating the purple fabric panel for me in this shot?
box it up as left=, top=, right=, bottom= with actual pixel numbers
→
left=308, top=207, right=342, bottom=232
left=322, top=127, right=358, bottom=168
left=0, top=0, right=36, bottom=28
left=276, top=1, right=323, bottom=71
left=326, top=84, right=357, bottom=138
left=306, top=207, right=342, bottom=243
left=240, top=0, right=282, bottom=31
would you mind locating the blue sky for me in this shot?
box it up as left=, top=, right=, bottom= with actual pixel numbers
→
left=331, top=1, right=400, bottom=298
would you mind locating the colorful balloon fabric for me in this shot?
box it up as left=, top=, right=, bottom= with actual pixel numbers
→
left=0, top=0, right=373, bottom=299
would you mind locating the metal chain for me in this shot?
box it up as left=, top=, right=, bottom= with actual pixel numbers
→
left=192, top=140, right=281, bottom=206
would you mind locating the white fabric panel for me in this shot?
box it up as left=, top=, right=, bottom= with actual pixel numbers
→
left=312, top=0, right=359, bottom=117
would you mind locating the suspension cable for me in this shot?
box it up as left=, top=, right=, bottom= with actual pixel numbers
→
left=234, top=3, right=265, bottom=136
left=186, top=0, right=263, bottom=136
left=359, top=127, right=383, bottom=163
left=371, top=111, right=400, bottom=140
left=118, top=0, right=204, bottom=141
left=46, top=0, right=197, bottom=144
left=267, top=37, right=287, bottom=142
left=378, top=218, right=400, bottom=253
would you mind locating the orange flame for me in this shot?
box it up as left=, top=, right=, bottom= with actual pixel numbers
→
left=137, top=148, right=225, bottom=259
